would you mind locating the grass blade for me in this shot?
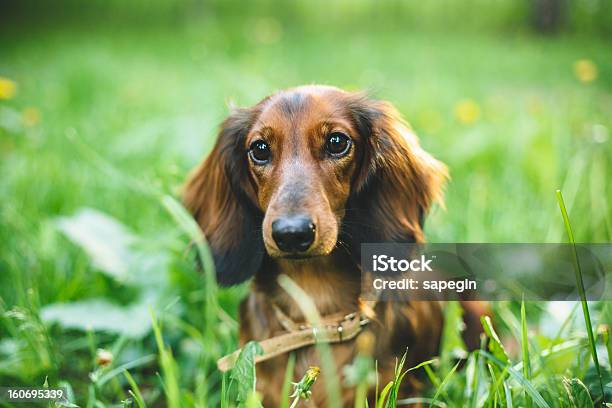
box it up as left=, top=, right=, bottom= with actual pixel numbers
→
left=160, top=195, right=218, bottom=337
left=376, top=381, right=394, bottom=408
left=600, top=325, right=612, bottom=369
left=429, top=360, right=461, bottom=408
left=521, top=298, right=532, bottom=408
left=96, top=355, right=156, bottom=387
left=556, top=190, right=606, bottom=403
left=404, top=359, right=436, bottom=375
left=503, top=380, right=513, bottom=408
left=480, top=350, right=550, bottom=408
left=151, top=310, right=181, bottom=408
left=486, top=362, right=499, bottom=406
left=123, top=370, right=147, bottom=408
left=280, top=353, right=296, bottom=408
left=221, top=372, right=229, bottom=408
left=395, top=397, right=447, bottom=407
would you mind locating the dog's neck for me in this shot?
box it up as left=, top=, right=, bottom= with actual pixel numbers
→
left=253, top=248, right=361, bottom=323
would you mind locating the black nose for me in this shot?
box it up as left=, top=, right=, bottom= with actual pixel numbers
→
left=271, top=216, right=315, bottom=253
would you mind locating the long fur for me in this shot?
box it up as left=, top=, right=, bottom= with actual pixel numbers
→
left=343, top=95, right=447, bottom=260
left=183, top=86, right=483, bottom=406
left=183, top=107, right=266, bottom=285
left=185, top=93, right=447, bottom=284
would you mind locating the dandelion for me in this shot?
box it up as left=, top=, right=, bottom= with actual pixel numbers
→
left=573, top=59, right=598, bottom=83
left=0, top=77, right=17, bottom=100
left=290, top=366, right=320, bottom=407
left=454, top=99, right=480, bottom=125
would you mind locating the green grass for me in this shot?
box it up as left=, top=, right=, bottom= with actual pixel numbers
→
left=0, top=3, right=611, bottom=407
left=557, top=190, right=606, bottom=403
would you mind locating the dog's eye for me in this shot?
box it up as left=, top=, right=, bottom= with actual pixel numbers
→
left=325, top=132, right=352, bottom=157
left=249, top=140, right=271, bottom=164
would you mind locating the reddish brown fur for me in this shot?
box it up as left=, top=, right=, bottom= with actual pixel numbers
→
left=184, top=85, right=485, bottom=407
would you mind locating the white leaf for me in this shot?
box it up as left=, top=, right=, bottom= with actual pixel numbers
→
left=41, top=297, right=153, bottom=338
left=55, top=208, right=136, bottom=281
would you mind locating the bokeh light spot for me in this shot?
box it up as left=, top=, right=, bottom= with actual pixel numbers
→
left=573, top=59, right=598, bottom=83
left=454, top=99, right=481, bottom=125
left=0, top=77, right=17, bottom=100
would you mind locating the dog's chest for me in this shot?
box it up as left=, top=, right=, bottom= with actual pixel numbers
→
left=255, top=341, right=358, bottom=407
left=239, top=290, right=361, bottom=406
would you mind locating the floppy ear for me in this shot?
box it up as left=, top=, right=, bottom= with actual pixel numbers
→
left=183, top=108, right=265, bottom=286
left=343, top=96, right=448, bottom=247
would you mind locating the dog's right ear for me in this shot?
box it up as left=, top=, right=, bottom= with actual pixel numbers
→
left=183, top=108, right=265, bottom=286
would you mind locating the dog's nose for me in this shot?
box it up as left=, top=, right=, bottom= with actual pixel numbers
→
left=271, top=216, right=315, bottom=253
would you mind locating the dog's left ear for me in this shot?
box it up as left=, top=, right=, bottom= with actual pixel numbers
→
left=183, top=107, right=266, bottom=286
left=343, top=96, right=448, bottom=245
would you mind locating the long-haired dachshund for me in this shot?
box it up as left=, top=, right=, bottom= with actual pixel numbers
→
left=184, top=85, right=485, bottom=407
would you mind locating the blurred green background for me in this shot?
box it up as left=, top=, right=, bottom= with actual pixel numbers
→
left=0, top=1, right=610, bottom=406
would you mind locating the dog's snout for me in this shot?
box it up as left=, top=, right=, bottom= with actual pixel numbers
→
left=271, top=216, right=315, bottom=253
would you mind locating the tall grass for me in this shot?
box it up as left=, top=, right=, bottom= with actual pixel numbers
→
left=0, top=5, right=610, bottom=407
left=556, top=190, right=606, bottom=405
left=521, top=298, right=533, bottom=408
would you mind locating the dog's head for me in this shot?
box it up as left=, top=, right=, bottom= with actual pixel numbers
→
left=184, top=85, right=447, bottom=285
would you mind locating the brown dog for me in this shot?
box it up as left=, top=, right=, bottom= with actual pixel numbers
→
left=184, top=85, right=483, bottom=407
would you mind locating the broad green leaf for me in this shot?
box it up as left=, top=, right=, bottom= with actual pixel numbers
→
left=55, top=208, right=169, bottom=286
left=244, top=391, right=262, bottom=408
left=56, top=208, right=136, bottom=281
left=231, top=341, right=263, bottom=407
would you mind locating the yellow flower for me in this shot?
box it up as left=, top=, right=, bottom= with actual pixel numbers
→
left=454, top=99, right=480, bottom=125
left=22, top=107, right=40, bottom=127
left=573, top=59, right=598, bottom=83
left=0, top=77, right=17, bottom=100
left=291, top=366, right=320, bottom=400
